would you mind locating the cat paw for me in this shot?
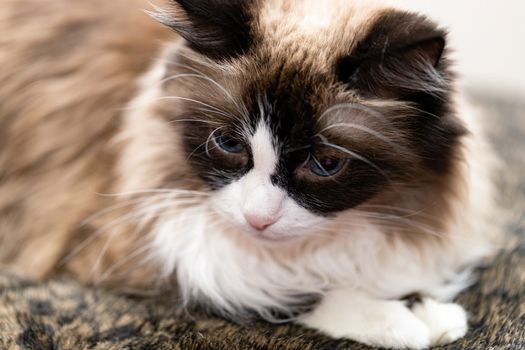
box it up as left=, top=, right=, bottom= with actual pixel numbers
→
left=303, top=300, right=432, bottom=349
left=412, top=299, right=468, bottom=346
left=359, top=305, right=431, bottom=350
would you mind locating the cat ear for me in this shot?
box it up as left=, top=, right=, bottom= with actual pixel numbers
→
left=337, top=11, right=466, bottom=175
left=337, top=11, right=449, bottom=98
left=151, top=0, right=254, bottom=60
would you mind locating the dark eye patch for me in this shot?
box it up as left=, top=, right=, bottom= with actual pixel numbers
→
left=181, top=118, right=252, bottom=189
left=270, top=128, right=403, bottom=215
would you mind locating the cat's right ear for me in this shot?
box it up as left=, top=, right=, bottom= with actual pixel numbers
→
left=150, top=0, right=255, bottom=60
left=336, top=11, right=450, bottom=99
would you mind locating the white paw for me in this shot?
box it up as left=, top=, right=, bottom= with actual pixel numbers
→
left=412, top=299, right=468, bottom=346
left=363, top=306, right=431, bottom=350
left=302, top=295, right=431, bottom=349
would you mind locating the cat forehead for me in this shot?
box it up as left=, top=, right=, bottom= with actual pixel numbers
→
left=227, top=1, right=383, bottom=114
left=255, top=0, right=387, bottom=60
left=257, top=0, right=382, bottom=35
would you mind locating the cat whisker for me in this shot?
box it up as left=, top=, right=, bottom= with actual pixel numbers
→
left=317, top=123, right=397, bottom=147
left=161, top=73, right=242, bottom=111
left=97, top=188, right=210, bottom=198
left=61, top=195, right=205, bottom=266
left=134, top=197, right=205, bottom=228
left=195, top=107, right=240, bottom=120
left=402, top=104, right=442, bottom=119
left=357, top=204, right=440, bottom=221
left=89, top=227, right=128, bottom=279
left=185, top=127, right=224, bottom=160
left=353, top=211, right=428, bottom=223
left=316, top=135, right=392, bottom=184
left=94, top=243, right=153, bottom=286
left=317, top=102, right=389, bottom=124
left=60, top=209, right=146, bottom=267
left=174, top=50, right=222, bottom=71
left=163, top=60, right=210, bottom=76
left=341, top=212, right=489, bottom=243
left=314, top=216, right=489, bottom=244
left=168, top=118, right=222, bottom=126
left=154, top=96, right=234, bottom=119
left=153, top=59, right=248, bottom=118
left=89, top=198, right=205, bottom=278
left=205, top=126, right=224, bottom=158
left=81, top=193, right=179, bottom=226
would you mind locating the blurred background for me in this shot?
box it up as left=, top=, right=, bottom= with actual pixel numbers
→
left=398, top=0, right=525, bottom=101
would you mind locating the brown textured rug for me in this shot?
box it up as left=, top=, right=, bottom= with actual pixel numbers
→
left=1, top=94, right=524, bottom=349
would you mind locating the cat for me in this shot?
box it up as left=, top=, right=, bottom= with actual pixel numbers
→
left=0, top=0, right=499, bottom=348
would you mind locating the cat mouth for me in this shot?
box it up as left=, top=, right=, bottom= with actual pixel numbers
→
left=248, top=229, right=305, bottom=244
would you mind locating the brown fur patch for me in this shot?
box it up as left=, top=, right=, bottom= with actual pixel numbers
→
left=0, top=0, right=172, bottom=281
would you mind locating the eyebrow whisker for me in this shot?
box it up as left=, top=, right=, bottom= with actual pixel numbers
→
left=315, top=135, right=392, bottom=185
left=317, top=123, right=397, bottom=147
left=317, top=102, right=389, bottom=124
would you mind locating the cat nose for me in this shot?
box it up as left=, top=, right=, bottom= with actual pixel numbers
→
left=243, top=213, right=278, bottom=231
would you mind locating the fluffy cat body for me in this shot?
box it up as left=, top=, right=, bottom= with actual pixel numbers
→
left=0, top=0, right=497, bottom=348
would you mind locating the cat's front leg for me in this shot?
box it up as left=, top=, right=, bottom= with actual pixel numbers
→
left=300, top=289, right=467, bottom=349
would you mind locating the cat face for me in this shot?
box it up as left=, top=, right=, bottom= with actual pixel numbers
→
left=151, top=0, right=465, bottom=241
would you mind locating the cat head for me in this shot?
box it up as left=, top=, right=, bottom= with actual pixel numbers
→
left=136, top=0, right=465, bottom=242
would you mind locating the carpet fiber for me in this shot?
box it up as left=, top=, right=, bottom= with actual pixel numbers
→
left=1, top=94, right=524, bottom=349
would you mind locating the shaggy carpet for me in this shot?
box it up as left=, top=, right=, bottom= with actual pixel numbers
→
left=1, top=94, right=524, bottom=349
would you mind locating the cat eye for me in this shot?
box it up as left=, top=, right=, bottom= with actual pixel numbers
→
left=214, top=132, right=245, bottom=154
left=306, top=155, right=346, bottom=177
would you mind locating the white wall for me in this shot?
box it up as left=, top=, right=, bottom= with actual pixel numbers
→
left=396, top=0, right=525, bottom=97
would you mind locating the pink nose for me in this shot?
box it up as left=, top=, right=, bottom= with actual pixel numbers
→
left=243, top=213, right=278, bottom=231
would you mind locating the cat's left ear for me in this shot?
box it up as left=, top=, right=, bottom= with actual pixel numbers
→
left=151, top=0, right=255, bottom=60
left=337, top=11, right=450, bottom=98
left=337, top=11, right=466, bottom=175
